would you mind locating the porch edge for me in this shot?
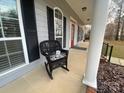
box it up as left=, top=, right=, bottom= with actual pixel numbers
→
left=0, top=60, right=42, bottom=87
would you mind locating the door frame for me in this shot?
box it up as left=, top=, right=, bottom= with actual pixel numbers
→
left=69, top=17, right=78, bottom=48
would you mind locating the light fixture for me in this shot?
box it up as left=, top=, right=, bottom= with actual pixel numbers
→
left=87, top=18, right=90, bottom=21
left=82, top=7, right=87, bottom=11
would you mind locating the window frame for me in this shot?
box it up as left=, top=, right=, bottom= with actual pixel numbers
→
left=54, top=7, right=64, bottom=48
left=0, top=0, right=29, bottom=76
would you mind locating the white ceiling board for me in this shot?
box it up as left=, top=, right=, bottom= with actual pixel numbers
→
left=65, top=0, right=94, bottom=24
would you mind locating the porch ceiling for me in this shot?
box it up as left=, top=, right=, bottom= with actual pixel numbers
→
left=65, top=0, right=94, bottom=25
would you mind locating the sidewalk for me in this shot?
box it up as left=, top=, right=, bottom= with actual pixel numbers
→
left=110, top=57, right=124, bottom=66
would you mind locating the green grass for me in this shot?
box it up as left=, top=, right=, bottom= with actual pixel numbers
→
left=105, top=41, right=124, bottom=59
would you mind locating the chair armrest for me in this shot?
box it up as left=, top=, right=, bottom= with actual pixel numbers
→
left=42, top=54, right=51, bottom=61
left=61, top=49, right=69, bottom=55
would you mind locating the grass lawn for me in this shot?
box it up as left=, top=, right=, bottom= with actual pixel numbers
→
left=105, top=40, right=124, bottom=59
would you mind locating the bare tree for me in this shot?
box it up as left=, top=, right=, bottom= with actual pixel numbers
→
left=105, top=0, right=119, bottom=40
left=113, top=0, right=124, bottom=40
left=115, top=0, right=123, bottom=40
left=120, top=16, right=124, bottom=40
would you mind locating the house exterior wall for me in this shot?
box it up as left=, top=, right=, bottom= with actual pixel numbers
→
left=34, top=0, right=84, bottom=49
left=0, top=0, right=84, bottom=87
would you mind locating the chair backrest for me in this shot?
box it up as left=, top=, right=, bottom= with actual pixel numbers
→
left=40, top=40, right=62, bottom=56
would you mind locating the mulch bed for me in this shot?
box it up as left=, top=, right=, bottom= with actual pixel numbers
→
left=97, top=59, right=124, bottom=93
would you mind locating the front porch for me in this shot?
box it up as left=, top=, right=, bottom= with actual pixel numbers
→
left=1, top=0, right=123, bottom=92
left=0, top=41, right=88, bottom=93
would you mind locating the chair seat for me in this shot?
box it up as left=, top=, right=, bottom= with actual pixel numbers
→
left=50, top=52, right=66, bottom=61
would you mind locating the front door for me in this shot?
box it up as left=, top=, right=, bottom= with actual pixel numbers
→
left=71, top=23, right=75, bottom=47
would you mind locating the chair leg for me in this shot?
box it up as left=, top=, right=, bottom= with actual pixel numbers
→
left=49, top=67, right=53, bottom=79
left=61, top=65, right=69, bottom=71
left=45, top=62, right=53, bottom=79
left=49, top=71, right=53, bottom=80
left=64, top=61, right=69, bottom=71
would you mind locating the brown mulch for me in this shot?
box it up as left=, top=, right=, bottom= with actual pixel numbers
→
left=97, top=59, right=124, bottom=93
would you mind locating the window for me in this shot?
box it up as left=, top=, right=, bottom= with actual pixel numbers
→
left=54, top=7, right=63, bottom=47
left=0, top=0, right=27, bottom=73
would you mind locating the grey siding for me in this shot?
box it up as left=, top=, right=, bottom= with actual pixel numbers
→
left=35, top=0, right=48, bottom=42
left=0, top=0, right=84, bottom=87
left=34, top=0, right=84, bottom=50
left=45, top=0, right=83, bottom=24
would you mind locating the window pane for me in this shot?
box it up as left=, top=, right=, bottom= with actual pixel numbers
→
left=55, top=19, right=62, bottom=36
left=0, top=0, right=26, bottom=73
left=2, top=18, right=21, bottom=37
left=0, top=40, right=26, bottom=73
left=0, top=0, right=18, bottom=18
left=58, top=13, right=62, bottom=20
left=0, top=41, right=6, bottom=55
left=55, top=9, right=62, bottom=20
left=0, top=0, right=25, bottom=72
left=0, top=56, right=10, bottom=72
left=9, top=52, right=25, bottom=67
left=55, top=9, right=63, bottom=37
left=55, top=10, right=58, bottom=18
left=6, top=40, right=23, bottom=53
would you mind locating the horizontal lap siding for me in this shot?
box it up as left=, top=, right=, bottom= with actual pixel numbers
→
left=35, top=0, right=48, bottom=43
left=34, top=0, right=48, bottom=62
left=34, top=0, right=84, bottom=50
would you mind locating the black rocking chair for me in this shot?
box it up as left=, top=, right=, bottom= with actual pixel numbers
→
left=40, top=40, right=69, bottom=79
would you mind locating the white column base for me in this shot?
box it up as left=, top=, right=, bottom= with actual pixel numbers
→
left=82, top=79, right=97, bottom=89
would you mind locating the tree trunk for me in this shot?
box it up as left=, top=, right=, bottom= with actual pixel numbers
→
left=120, top=20, right=124, bottom=40
left=115, top=2, right=123, bottom=41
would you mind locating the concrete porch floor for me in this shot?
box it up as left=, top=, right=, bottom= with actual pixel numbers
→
left=0, top=41, right=89, bottom=93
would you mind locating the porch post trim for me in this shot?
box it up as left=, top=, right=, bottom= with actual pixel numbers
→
left=83, top=0, right=111, bottom=89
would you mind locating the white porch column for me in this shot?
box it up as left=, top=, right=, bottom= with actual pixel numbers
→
left=83, top=0, right=110, bottom=89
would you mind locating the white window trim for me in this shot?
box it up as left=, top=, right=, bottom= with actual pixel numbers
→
left=0, top=37, right=22, bottom=41
left=0, top=0, right=29, bottom=76
left=54, top=7, right=64, bottom=48
left=17, top=0, right=29, bottom=64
